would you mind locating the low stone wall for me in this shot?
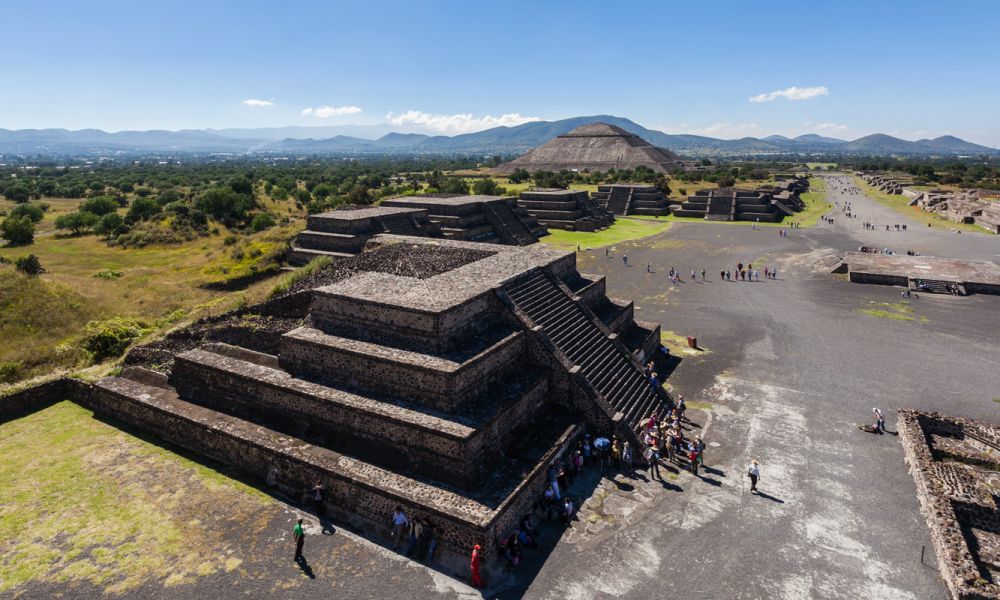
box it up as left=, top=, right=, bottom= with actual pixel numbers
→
left=0, top=377, right=88, bottom=422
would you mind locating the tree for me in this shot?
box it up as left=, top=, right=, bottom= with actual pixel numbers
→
left=4, top=184, right=31, bottom=203
left=95, top=213, right=126, bottom=239
left=508, top=168, right=530, bottom=184
left=80, top=195, right=120, bottom=216
left=472, top=178, right=501, bottom=195
left=346, top=184, right=373, bottom=205
left=532, top=170, right=568, bottom=189
left=250, top=212, right=277, bottom=232
left=439, top=178, right=470, bottom=194
left=312, top=183, right=335, bottom=199
left=54, top=211, right=100, bottom=235
left=1, top=216, right=35, bottom=245
left=14, top=254, right=43, bottom=275
left=127, top=196, right=161, bottom=221
left=9, top=202, right=45, bottom=223
left=716, top=176, right=736, bottom=188
left=195, top=187, right=255, bottom=221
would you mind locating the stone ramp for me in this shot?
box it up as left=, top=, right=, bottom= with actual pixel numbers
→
left=501, top=271, right=669, bottom=436
left=482, top=200, right=537, bottom=246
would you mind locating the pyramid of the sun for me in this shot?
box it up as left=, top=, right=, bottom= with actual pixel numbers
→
left=497, top=123, right=683, bottom=174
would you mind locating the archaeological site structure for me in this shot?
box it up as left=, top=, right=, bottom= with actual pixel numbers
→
left=69, top=235, right=669, bottom=570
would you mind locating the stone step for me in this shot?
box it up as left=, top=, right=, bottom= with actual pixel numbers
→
left=287, top=247, right=355, bottom=267
left=170, top=346, right=550, bottom=489
left=279, top=325, right=526, bottom=412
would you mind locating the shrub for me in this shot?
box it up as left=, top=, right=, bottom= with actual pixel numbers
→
left=94, top=268, right=123, bottom=279
left=94, top=212, right=126, bottom=238
left=80, top=195, right=120, bottom=216
left=9, top=202, right=45, bottom=223
left=82, top=317, right=149, bottom=361
left=0, top=361, right=22, bottom=384
left=472, top=178, right=502, bottom=195
left=195, top=187, right=255, bottom=221
left=250, top=212, right=276, bottom=232
left=4, top=184, right=32, bottom=203
left=54, top=211, right=99, bottom=235
left=127, top=196, right=161, bottom=221
left=14, top=254, right=44, bottom=275
left=1, top=215, right=35, bottom=245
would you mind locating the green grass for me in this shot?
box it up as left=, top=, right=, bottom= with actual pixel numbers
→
left=541, top=218, right=671, bottom=250
left=0, top=200, right=301, bottom=386
left=857, top=300, right=929, bottom=323
left=0, top=401, right=274, bottom=594
left=851, top=175, right=990, bottom=234
left=806, top=162, right=837, bottom=170
left=660, top=330, right=711, bottom=356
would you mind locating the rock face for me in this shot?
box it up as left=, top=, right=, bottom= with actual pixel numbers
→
left=497, top=123, right=684, bottom=174
left=899, top=410, right=1000, bottom=600
left=90, top=236, right=671, bottom=568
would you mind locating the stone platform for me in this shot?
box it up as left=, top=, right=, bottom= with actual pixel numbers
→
left=899, top=410, right=1000, bottom=599
left=382, top=195, right=547, bottom=245
left=844, top=252, right=1000, bottom=295
left=92, top=235, right=669, bottom=569
left=288, top=206, right=439, bottom=266
left=591, top=184, right=671, bottom=217
left=516, top=188, right=614, bottom=231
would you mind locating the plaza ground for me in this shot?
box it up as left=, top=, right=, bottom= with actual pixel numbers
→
left=3, top=174, right=999, bottom=598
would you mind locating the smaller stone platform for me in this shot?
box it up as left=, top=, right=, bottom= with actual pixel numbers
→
left=288, top=206, right=439, bottom=266
left=382, top=195, right=547, bottom=245
left=591, top=184, right=671, bottom=217
left=899, top=410, right=1000, bottom=599
left=844, top=252, right=1000, bottom=295
left=517, top=189, right=614, bottom=231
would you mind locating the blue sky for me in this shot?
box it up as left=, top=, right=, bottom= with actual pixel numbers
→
left=4, top=0, right=999, bottom=145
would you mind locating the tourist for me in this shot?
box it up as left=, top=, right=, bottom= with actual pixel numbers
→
left=391, top=506, right=409, bottom=549
left=561, top=496, right=575, bottom=525
left=582, top=435, right=593, bottom=465
left=470, top=544, right=485, bottom=588
left=720, top=269, right=726, bottom=281
left=547, top=462, right=560, bottom=500
left=623, top=255, right=628, bottom=267
left=701, top=268, right=706, bottom=281
left=611, top=436, right=621, bottom=468
left=748, top=460, right=761, bottom=494
left=310, top=480, right=325, bottom=516
left=688, top=443, right=700, bottom=476
left=293, top=517, right=305, bottom=561
left=649, top=371, right=659, bottom=392
left=646, top=441, right=662, bottom=480
left=406, top=517, right=422, bottom=556
left=690, top=269, right=696, bottom=281
left=622, top=441, right=634, bottom=474
left=873, top=407, right=885, bottom=434
left=605, top=247, right=609, bottom=257
left=557, top=462, right=569, bottom=495
left=425, top=523, right=439, bottom=562
left=646, top=262, right=651, bottom=273
left=772, top=268, right=778, bottom=279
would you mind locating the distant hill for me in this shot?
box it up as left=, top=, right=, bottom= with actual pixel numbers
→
left=0, top=116, right=996, bottom=157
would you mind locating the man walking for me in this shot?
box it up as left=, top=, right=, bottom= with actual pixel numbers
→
left=873, top=407, right=885, bottom=434
left=293, top=517, right=305, bottom=561
left=391, top=506, right=409, bottom=549
left=748, top=460, right=761, bottom=494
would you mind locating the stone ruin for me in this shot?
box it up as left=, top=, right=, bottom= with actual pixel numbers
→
left=899, top=410, right=1000, bottom=599
left=289, top=196, right=548, bottom=265
left=862, top=173, right=915, bottom=194
left=516, top=188, right=615, bottom=231
left=672, top=178, right=807, bottom=222
left=289, top=205, right=440, bottom=266
left=382, top=195, right=546, bottom=246
left=89, top=235, right=669, bottom=571
left=904, top=188, right=1000, bottom=233
left=591, top=184, right=672, bottom=217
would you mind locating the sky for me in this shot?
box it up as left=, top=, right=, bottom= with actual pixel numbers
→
left=3, top=0, right=999, bottom=146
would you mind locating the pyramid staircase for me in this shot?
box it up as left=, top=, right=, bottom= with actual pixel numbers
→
left=501, top=271, right=669, bottom=438
left=482, top=200, right=538, bottom=246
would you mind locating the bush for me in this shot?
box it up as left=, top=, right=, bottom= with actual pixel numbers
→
left=195, top=187, right=255, bottom=221
left=82, top=317, right=149, bottom=361
left=95, top=212, right=126, bottom=238
left=439, top=178, right=470, bottom=195
left=54, top=211, right=99, bottom=235
left=4, top=184, right=32, bottom=203
left=472, top=178, right=501, bottom=195
left=127, top=196, right=161, bottom=221
left=1, top=215, right=35, bottom=245
left=250, top=212, right=276, bottom=232
left=0, top=361, right=22, bottom=384
left=94, top=268, right=123, bottom=279
left=14, top=254, right=44, bottom=275
left=509, top=168, right=530, bottom=184
left=80, top=195, right=120, bottom=216
left=9, top=202, right=45, bottom=223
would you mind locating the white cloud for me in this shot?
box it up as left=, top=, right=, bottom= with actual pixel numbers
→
left=242, top=98, right=274, bottom=107
left=815, top=122, right=848, bottom=131
left=302, top=105, right=363, bottom=118
left=384, top=110, right=542, bottom=134
left=749, top=86, right=830, bottom=103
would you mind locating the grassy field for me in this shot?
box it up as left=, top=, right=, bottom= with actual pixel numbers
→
left=0, top=196, right=302, bottom=386
left=0, top=401, right=276, bottom=595
left=850, top=176, right=989, bottom=233
left=541, top=218, right=672, bottom=250
left=806, top=162, right=838, bottom=170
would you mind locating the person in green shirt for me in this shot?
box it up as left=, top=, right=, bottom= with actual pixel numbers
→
left=293, top=518, right=305, bottom=561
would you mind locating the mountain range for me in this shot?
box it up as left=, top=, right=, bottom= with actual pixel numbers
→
left=1, top=115, right=996, bottom=157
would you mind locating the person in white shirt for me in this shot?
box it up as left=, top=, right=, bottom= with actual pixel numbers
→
left=391, top=506, right=409, bottom=549
left=873, top=407, right=885, bottom=434
left=748, top=460, right=761, bottom=494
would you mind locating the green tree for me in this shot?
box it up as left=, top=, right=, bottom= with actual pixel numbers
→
left=346, top=184, right=373, bottom=205
left=95, top=212, right=126, bottom=238
left=127, top=196, right=161, bottom=221
left=508, top=168, right=530, bottom=184
left=4, top=184, right=31, bottom=203
left=195, top=187, right=255, bottom=221
left=439, top=178, right=470, bottom=194
left=472, top=178, right=501, bottom=195
left=9, top=202, right=45, bottom=223
left=1, top=215, right=35, bottom=245
left=80, top=195, right=120, bottom=216
left=54, top=211, right=100, bottom=235
left=250, top=212, right=276, bottom=232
